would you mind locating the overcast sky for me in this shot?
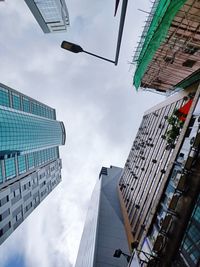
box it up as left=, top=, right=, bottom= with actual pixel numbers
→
left=0, top=1, right=164, bottom=267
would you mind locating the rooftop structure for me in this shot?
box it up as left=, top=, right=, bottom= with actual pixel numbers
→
left=24, top=0, right=70, bottom=33
left=133, top=0, right=200, bottom=93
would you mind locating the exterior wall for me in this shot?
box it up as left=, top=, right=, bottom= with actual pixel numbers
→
left=75, top=166, right=129, bottom=267
left=75, top=173, right=101, bottom=267
left=24, top=0, right=70, bottom=33
left=173, top=194, right=200, bottom=267
left=142, top=89, right=200, bottom=267
left=0, top=83, right=65, bottom=245
left=0, top=147, right=59, bottom=188
left=0, top=159, right=61, bottom=244
left=120, top=82, right=200, bottom=266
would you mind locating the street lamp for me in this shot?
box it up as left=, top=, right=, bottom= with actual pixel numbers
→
left=61, top=0, right=129, bottom=65
left=61, top=41, right=115, bottom=64
left=113, top=249, right=131, bottom=262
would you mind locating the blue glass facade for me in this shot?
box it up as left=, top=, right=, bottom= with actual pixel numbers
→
left=0, top=85, right=55, bottom=119
left=0, top=83, right=65, bottom=184
left=0, top=107, right=64, bottom=153
left=0, top=83, right=65, bottom=245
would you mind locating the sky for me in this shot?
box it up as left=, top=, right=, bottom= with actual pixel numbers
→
left=0, top=1, right=164, bottom=267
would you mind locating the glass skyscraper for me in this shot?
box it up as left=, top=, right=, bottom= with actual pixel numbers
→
left=75, top=166, right=129, bottom=267
left=24, top=0, right=70, bottom=33
left=0, top=83, right=66, bottom=244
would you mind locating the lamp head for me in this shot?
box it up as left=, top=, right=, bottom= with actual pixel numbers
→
left=61, top=41, right=84, bottom=53
left=113, top=249, right=122, bottom=258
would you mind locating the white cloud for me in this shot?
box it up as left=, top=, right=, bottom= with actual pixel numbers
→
left=0, top=0, right=164, bottom=266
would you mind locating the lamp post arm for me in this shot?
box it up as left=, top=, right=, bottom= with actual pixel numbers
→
left=83, top=50, right=115, bottom=64
left=121, top=252, right=131, bottom=262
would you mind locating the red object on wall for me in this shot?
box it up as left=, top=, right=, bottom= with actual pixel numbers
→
left=177, top=99, right=193, bottom=121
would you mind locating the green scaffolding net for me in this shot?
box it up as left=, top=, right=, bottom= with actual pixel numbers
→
left=133, top=0, right=187, bottom=90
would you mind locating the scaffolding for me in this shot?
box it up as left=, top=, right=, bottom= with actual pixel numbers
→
left=133, top=0, right=200, bottom=92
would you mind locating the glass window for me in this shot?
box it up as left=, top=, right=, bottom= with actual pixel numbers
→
left=33, top=152, right=39, bottom=167
left=38, top=151, right=42, bottom=165
left=180, top=195, right=200, bottom=266
left=18, top=155, right=26, bottom=174
left=194, top=206, right=200, bottom=223
left=0, top=164, right=3, bottom=183
left=43, top=107, right=47, bottom=117
left=22, top=97, right=30, bottom=113
left=0, top=87, right=10, bottom=107
left=188, top=225, right=200, bottom=243
left=46, top=108, right=51, bottom=119
left=27, top=153, right=34, bottom=169
left=41, top=150, right=45, bottom=164
left=50, top=109, right=54, bottom=119
left=12, top=93, right=21, bottom=110
left=31, top=102, right=37, bottom=116
left=5, top=158, right=16, bottom=180
left=0, top=195, right=9, bottom=207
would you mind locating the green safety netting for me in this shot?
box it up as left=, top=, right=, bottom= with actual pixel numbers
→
left=133, top=0, right=187, bottom=90
left=175, top=69, right=200, bottom=89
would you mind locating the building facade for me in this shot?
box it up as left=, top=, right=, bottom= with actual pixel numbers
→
left=24, top=0, right=70, bottom=33
left=119, top=82, right=200, bottom=266
left=75, top=166, right=129, bottom=267
left=133, top=0, right=200, bottom=93
left=0, top=83, right=66, bottom=244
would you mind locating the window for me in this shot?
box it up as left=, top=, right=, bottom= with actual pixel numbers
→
left=22, top=97, right=30, bottom=113
left=40, top=181, right=46, bottom=188
left=16, top=211, right=22, bottom=222
left=23, top=192, right=31, bottom=202
left=18, top=155, right=26, bottom=174
left=0, top=195, right=9, bottom=207
left=0, top=164, right=3, bottom=183
left=0, top=209, right=10, bottom=222
left=25, top=202, right=32, bottom=213
left=194, top=206, right=200, bottom=222
left=13, top=188, right=20, bottom=198
left=32, top=177, right=38, bottom=185
left=27, top=153, right=34, bottom=169
left=0, top=221, right=11, bottom=237
left=12, top=93, right=21, bottom=110
left=41, top=189, right=47, bottom=197
left=5, top=158, right=16, bottom=180
left=0, top=87, right=10, bottom=107
left=180, top=195, right=200, bottom=266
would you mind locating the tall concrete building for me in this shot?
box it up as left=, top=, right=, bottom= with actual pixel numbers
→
left=119, top=82, right=200, bottom=266
left=75, top=166, right=129, bottom=267
left=122, top=0, right=200, bottom=265
left=0, top=83, right=66, bottom=245
left=24, top=0, right=70, bottom=33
